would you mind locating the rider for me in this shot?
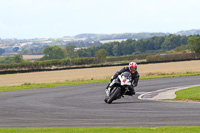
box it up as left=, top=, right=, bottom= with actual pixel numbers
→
left=106, top=62, right=140, bottom=96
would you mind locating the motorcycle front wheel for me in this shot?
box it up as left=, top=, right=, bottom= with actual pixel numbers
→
left=107, top=87, right=121, bottom=104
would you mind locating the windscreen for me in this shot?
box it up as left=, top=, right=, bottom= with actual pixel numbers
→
left=121, top=72, right=131, bottom=79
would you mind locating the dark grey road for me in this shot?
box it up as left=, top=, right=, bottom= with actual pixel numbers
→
left=0, top=75, right=200, bottom=128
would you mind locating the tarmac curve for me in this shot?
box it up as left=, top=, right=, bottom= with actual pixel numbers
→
left=0, top=75, right=200, bottom=128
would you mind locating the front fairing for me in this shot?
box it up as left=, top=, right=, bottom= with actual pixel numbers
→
left=119, top=75, right=131, bottom=86
left=107, top=72, right=132, bottom=96
left=118, top=72, right=132, bottom=86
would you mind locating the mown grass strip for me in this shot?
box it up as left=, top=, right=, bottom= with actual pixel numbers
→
left=0, top=79, right=109, bottom=92
left=0, top=72, right=200, bottom=92
left=140, top=72, right=200, bottom=79
left=174, top=86, right=200, bottom=101
left=0, top=127, right=200, bottom=133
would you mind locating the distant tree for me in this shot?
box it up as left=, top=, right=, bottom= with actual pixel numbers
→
left=120, top=39, right=135, bottom=55
left=64, top=45, right=78, bottom=59
left=174, top=45, right=188, bottom=52
left=0, top=48, right=5, bottom=55
left=112, top=43, right=121, bottom=56
left=42, top=46, right=65, bottom=60
left=161, top=39, right=175, bottom=50
left=95, top=49, right=108, bottom=63
left=13, top=47, right=19, bottom=52
left=151, top=36, right=165, bottom=50
left=161, top=35, right=186, bottom=50
left=20, top=49, right=31, bottom=55
left=13, top=54, right=23, bottom=63
left=76, top=49, right=91, bottom=57
left=135, top=39, right=146, bottom=52
left=188, top=36, right=200, bottom=54
left=100, top=42, right=115, bottom=56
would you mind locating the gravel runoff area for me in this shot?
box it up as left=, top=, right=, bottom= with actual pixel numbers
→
left=1, top=60, right=200, bottom=86
left=139, top=84, right=200, bottom=101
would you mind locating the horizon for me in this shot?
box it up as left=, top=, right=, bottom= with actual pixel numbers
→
left=0, top=28, right=199, bottom=40
left=0, top=0, right=200, bottom=39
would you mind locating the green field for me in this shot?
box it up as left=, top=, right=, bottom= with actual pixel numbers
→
left=0, top=127, right=200, bottom=133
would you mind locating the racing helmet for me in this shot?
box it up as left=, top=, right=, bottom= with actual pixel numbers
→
left=129, top=62, right=137, bottom=73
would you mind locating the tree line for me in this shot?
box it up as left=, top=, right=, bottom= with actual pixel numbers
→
left=36, top=34, right=200, bottom=62
left=1, top=34, right=200, bottom=70
left=76, top=34, right=189, bottom=57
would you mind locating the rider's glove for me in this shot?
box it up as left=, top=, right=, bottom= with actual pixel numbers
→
left=132, top=81, right=137, bottom=87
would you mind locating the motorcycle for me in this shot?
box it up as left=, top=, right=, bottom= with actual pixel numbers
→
left=104, top=71, right=133, bottom=104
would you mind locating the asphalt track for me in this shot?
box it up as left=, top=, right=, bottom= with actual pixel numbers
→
left=0, top=75, right=200, bottom=128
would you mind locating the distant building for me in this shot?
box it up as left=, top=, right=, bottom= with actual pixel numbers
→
left=74, top=47, right=88, bottom=51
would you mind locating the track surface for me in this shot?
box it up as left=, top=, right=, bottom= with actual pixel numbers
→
left=0, top=75, right=200, bottom=128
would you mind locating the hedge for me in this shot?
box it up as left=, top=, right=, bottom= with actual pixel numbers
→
left=0, top=57, right=96, bottom=70
left=146, top=53, right=198, bottom=62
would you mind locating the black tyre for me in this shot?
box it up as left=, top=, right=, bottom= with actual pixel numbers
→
left=107, top=87, right=121, bottom=104
left=104, top=96, right=108, bottom=103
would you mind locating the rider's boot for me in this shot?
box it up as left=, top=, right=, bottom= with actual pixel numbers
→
left=131, top=88, right=136, bottom=95
left=125, top=87, right=135, bottom=96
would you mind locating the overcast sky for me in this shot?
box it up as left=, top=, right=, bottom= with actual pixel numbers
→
left=0, top=0, right=199, bottom=39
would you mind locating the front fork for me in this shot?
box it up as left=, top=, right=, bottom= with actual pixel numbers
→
left=122, top=86, right=129, bottom=96
left=105, top=79, right=116, bottom=97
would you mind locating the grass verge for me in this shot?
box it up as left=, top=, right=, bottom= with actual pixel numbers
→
left=0, top=79, right=109, bottom=92
left=173, top=86, right=200, bottom=101
left=0, top=72, right=200, bottom=92
left=0, top=127, right=200, bottom=133
left=141, top=72, right=200, bottom=79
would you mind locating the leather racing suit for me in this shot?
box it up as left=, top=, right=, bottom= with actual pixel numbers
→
left=107, top=67, right=140, bottom=95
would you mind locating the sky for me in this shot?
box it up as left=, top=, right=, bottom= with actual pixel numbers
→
left=0, top=0, right=200, bottom=39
